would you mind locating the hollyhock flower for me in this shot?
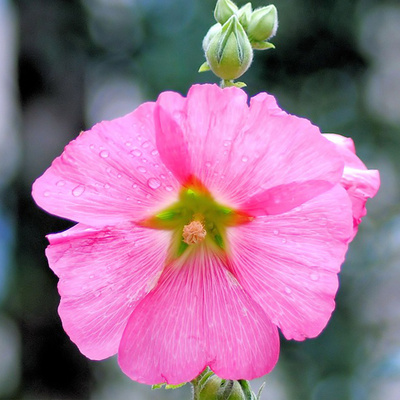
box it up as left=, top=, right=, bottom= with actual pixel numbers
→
left=32, top=84, right=379, bottom=385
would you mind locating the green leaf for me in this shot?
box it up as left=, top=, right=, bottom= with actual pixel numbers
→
left=151, top=382, right=186, bottom=390
left=251, top=41, right=275, bottom=50
left=198, top=61, right=211, bottom=72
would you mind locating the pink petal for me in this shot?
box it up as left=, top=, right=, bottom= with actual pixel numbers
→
left=154, top=84, right=344, bottom=212
left=154, top=91, right=192, bottom=184
left=32, top=102, right=180, bottom=226
left=227, top=185, right=353, bottom=341
left=118, top=247, right=279, bottom=384
left=323, top=134, right=380, bottom=234
left=46, top=223, right=171, bottom=360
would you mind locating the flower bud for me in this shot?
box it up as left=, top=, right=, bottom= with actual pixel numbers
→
left=247, top=5, right=278, bottom=42
left=205, top=15, right=253, bottom=81
left=237, top=3, right=252, bottom=28
left=214, top=0, right=238, bottom=25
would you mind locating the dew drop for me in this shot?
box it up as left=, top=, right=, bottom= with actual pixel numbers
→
left=142, top=141, right=150, bottom=149
left=160, top=174, right=166, bottom=180
left=281, top=238, right=287, bottom=244
left=72, top=185, right=85, bottom=197
left=137, top=166, right=147, bottom=173
left=117, top=174, right=122, bottom=179
left=241, top=156, right=248, bottom=162
left=132, top=183, right=138, bottom=189
left=89, top=274, right=95, bottom=279
left=125, top=141, right=132, bottom=147
left=285, top=287, right=292, bottom=294
left=104, top=183, right=110, bottom=189
left=148, top=178, right=161, bottom=189
left=89, top=144, right=95, bottom=150
left=130, top=149, right=142, bottom=157
left=165, top=185, right=173, bottom=192
left=205, top=162, right=211, bottom=168
left=151, top=149, right=159, bottom=156
left=43, top=191, right=50, bottom=197
left=223, top=140, right=231, bottom=147
left=273, top=229, right=279, bottom=236
left=310, top=273, right=319, bottom=281
left=142, top=158, right=148, bottom=163
left=99, top=150, right=109, bottom=158
left=56, top=180, right=66, bottom=187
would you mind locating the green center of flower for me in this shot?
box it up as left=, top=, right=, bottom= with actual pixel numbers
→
left=141, top=180, right=252, bottom=258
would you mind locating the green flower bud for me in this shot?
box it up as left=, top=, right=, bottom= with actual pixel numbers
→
left=214, top=0, right=238, bottom=25
left=237, top=3, right=252, bottom=29
left=202, top=23, right=222, bottom=53
left=205, top=15, right=253, bottom=81
left=247, top=5, right=278, bottom=42
left=219, top=380, right=247, bottom=400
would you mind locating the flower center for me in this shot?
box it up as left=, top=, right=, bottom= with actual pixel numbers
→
left=140, top=177, right=252, bottom=258
left=182, top=220, right=207, bottom=245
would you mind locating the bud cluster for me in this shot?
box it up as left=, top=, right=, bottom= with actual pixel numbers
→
left=200, top=0, right=278, bottom=86
left=194, top=368, right=265, bottom=400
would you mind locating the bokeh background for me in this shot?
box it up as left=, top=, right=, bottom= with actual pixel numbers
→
left=0, top=0, right=399, bottom=398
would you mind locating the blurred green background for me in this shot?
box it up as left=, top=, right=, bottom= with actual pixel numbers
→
left=0, top=0, right=399, bottom=398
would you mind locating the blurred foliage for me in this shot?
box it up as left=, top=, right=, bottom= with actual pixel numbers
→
left=2, top=0, right=399, bottom=399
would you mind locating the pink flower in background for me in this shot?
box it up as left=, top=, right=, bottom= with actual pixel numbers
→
left=32, top=84, right=379, bottom=385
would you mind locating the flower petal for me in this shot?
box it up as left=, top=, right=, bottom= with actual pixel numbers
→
left=154, top=84, right=344, bottom=212
left=118, top=248, right=279, bottom=385
left=32, top=102, right=180, bottom=226
left=46, top=223, right=171, bottom=360
left=323, top=134, right=380, bottom=234
left=227, top=185, right=353, bottom=341
left=154, top=91, right=192, bottom=184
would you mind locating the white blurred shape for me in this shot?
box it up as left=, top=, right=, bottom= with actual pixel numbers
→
left=359, top=6, right=400, bottom=125
left=85, top=71, right=144, bottom=126
left=0, top=0, right=20, bottom=188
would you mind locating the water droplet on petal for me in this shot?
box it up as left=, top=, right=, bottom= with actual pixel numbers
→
left=205, top=162, right=211, bottom=168
left=223, top=140, right=231, bottom=147
left=160, top=174, right=166, bottom=180
left=137, top=166, right=147, bottom=173
left=151, top=149, right=159, bottom=156
left=56, top=180, right=66, bottom=187
left=125, top=141, right=132, bottom=147
left=281, top=238, right=287, bottom=244
left=273, top=229, right=279, bottom=236
left=43, top=191, right=50, bottom=197
left=130, top=149, right=142, bottom=157
left=89, top=144, right=95, bottom=150
left=89, top=274, right=95, bottom=279
left=142, top=141, right=150, bottom=149
left=72, top=185, right=85, bottom=197
left=285, top=287, right=292, bottom=294
left=99, top=150, right=109, bottom=158
left=104, top=183, right=110, bottom=189
left=117, top=174, right=122, bottom=179
left=310, top=273, right=319, bottom=281
left=148, top=178, right=161, bottom=189
left=241, top=156, right=248, bottom=162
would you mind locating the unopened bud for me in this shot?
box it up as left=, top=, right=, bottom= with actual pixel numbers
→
left=237, top=3, right=252, bottom=28
left=247, top=5, right=278, bottom=42
left=205, top=15, right=253, bottom=81
left=214, top=0, right=238, bottom=25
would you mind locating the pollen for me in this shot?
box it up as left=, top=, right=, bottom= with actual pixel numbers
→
left=182, top=220, right=207, bottom=245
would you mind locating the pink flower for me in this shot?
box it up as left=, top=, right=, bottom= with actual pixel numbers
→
left=32, top=84, right=379, bottom=385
